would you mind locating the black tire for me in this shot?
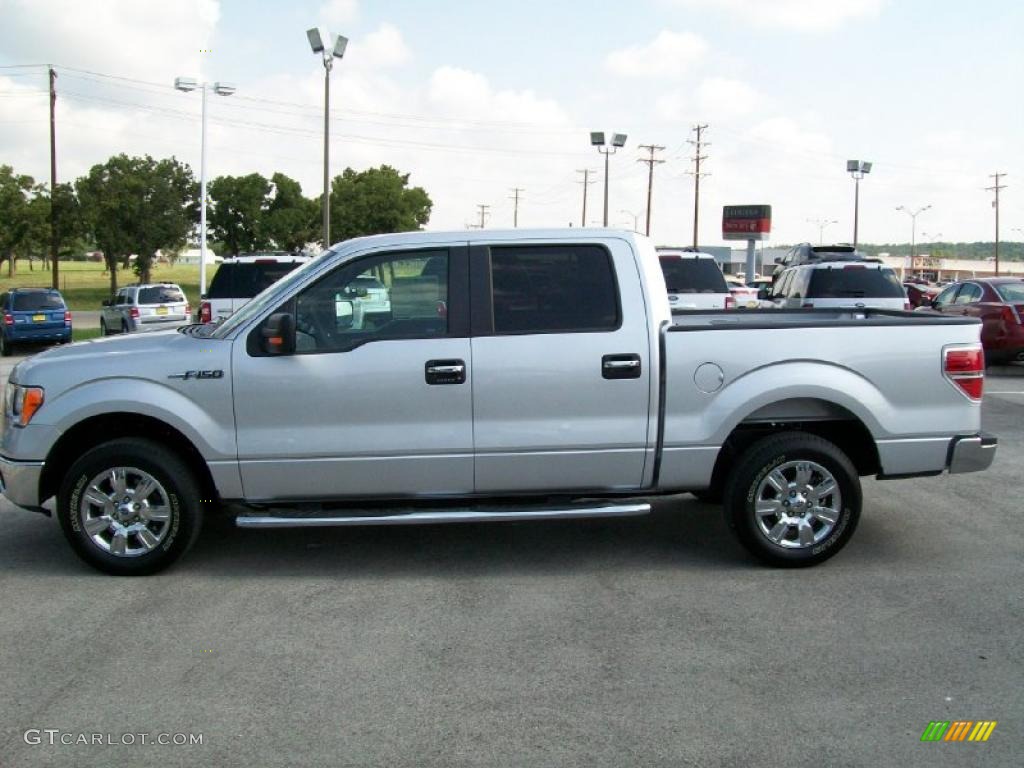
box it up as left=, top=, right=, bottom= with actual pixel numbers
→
left=57, top=438, right=203, bottom=575
left=722, top=432, right=861, bottom=567
left=121, top=319, right=129, bottom=334
left=690, top=489, right=722, bottom=504
left=0, top=332, right=10, bottom=357
left=99, top=318, right=107, bottom=336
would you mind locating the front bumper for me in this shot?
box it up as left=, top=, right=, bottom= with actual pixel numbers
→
left=948, top=433, right=998, bottom=474
left=0, top=454, right=45, bottom=511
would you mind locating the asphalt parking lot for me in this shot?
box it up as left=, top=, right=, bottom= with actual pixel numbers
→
left=0, top=353, right=1021, bottom=767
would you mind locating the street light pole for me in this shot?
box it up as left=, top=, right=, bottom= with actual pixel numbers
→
left=308, top=28, right=348, bottom=250
left=896, top=204, right=931, bottom=258
left=591, top=132, right=627, bottom=227
left=846, top=160, right=872, bottom=248
left=174, top=77, right=235, bottom=298
left=807, top=218, right=838, bottom=245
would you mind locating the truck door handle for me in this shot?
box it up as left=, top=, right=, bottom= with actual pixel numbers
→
left=425, top=359, right=466, bottom=385
left=602, top=354, right=642, bottom=380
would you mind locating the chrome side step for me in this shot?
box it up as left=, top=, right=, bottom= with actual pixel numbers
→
left=235, top=502, right=651, bottom=529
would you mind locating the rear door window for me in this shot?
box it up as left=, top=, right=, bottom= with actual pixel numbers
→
left=807, top=267, right=904, bottom=298
left=995, top=283, right=1024, bottom=302
left=12, top=292, right=65, bottom=311
left=659, top=258, right=728, bottom=294
left=138, top=286, right=185, bottom=305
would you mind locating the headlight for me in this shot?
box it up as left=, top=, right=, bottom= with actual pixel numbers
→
left=8, top=384, right=44, bottom=426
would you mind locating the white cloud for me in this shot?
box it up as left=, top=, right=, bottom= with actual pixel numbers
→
left=696, top=77, right=764, bottom=120
left=0, top=0, right=219, bottom=81
left=427, top=66, right=570, bottom=125
left=349, top=23, right=411, bottom=69
left=319, top=0, right=358, bottom=27
left=606, top=30, right=708, bottom=79
left=670, top=0, right=884, bottom=31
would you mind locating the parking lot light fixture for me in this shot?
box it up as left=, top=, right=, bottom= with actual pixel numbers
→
left=593, top=131, right=627, bottom=226
left=896, top=204, right=932, bottom=258
left=175, top=75, right=235, bottom=298
left=308, top=27, right=349, bottom=250
left=847, top=160, right=871, bottom=248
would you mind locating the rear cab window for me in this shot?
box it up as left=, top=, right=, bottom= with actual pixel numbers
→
left=207, top=262, right=304, bottom=299
left=807, top=266, right=904, bottom=298
left=490, top=245, right=620, bottom=334
left=659, top=257, right=728, bottom=294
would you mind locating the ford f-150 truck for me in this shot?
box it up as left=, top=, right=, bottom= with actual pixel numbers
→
left=0, top=230, right=997, bottom=575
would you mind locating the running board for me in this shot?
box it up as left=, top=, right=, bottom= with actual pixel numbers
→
left=235, top=502, right=651, bottom=529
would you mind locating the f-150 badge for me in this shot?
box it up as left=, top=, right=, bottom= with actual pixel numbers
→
left=168, top=370, right=224, bottom=380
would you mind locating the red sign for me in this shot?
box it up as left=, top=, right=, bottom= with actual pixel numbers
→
left=722, top=204, right=771, bottom=241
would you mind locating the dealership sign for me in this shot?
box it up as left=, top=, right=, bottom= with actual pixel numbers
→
left=722, top=204, right=771, bottom=241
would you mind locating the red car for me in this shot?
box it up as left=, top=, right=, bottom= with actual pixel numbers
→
left=926, top=278, right=1024, bottom=365
left=903, top=281, right=939, bottom=308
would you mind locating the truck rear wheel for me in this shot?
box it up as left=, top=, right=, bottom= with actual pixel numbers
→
left=722, top=432, right=860, bottom=567
left=56, top=438, right=203, bottom=575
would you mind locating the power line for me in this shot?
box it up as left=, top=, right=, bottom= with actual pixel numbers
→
left=985, top=172, right=1007, bottom=276
left=686, top=124, right=709, bottom=249
left=636, top=144, right=665, bottom=237
left=476, top=204, right=491, bottom=229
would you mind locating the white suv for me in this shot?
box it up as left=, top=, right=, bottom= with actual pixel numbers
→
left=656, top=249, right=735, bottom=310
left=766, top=260, right=909, bottom=310
left=201, top=253, right=312, bottom=324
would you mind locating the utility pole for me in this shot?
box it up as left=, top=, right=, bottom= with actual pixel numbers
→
left=637, top=144, right=665, bottom=236
left=49, top=65, right=58, bottom=289
left=686, top=124, right=709, bottom=250
left=476, top=204, right=491, bottom=230
left=576, top=169, right=596, bottom=227
left=986, top=173, right=1007, bottom=276
left=509, top=187, right=524, bottom=228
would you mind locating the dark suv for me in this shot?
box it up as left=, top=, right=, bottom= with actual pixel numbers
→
left=0, top=288, right=72, bottom=356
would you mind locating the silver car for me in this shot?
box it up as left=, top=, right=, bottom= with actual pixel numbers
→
left=100, top=283, right=191, bottom=335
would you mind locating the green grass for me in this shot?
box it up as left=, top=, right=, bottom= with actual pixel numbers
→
left=72, top=327, right=103, bottom=342
left=1, top=261, right=219, bottom=311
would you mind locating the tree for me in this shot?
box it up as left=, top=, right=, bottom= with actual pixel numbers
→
left=264, top=172, right=318, bottom=252
left=207, top=173, right=272, bottom=255
left=328, top=165, right=432, bottom=244
left=76, top=154, right=197, bottom=292
left=17, top=182, right=86, bottom=272
left=0, top=165, right=36, bottom=277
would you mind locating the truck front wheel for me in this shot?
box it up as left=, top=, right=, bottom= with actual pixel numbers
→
left=56, top=438, right=203, bottom=575
left=722, top=432, right=861, bottom=567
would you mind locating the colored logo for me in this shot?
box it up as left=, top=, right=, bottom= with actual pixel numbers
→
left=921, top=721, right=997, bottom=742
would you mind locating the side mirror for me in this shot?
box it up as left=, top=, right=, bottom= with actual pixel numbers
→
left=261, top=313, right=296, bottom=355
left=335, top=299, right=355, bottom=330
left=101, top=298, right=112, bottom=307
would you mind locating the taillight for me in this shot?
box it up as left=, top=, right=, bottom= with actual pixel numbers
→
left=725, top=296, right=736, bottom=309
left=1001, top=305, right=1023, bottom=325
left=200, top=301, right=212, bottom=323
left=3, top=313, right=12, bottom=326
left=185, top=303, right=191, bottom=317
left=64, top=310, right=72, bottom=327
left=130, top=306, right=140, bottom=319
left=943, top=346, right=984, bottom=401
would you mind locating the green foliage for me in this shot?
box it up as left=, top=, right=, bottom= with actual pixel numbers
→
left=264, top=172, right=318, bottom=252
left=0, top=165, right=36, bottom=270
left=75, top=154, right=197, bottom=292
left=207, top=173, right=273, bottom=255
left=328, top=165, right=432, bottom=244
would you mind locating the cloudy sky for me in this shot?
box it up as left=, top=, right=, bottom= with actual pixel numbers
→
left=0, top=0, right=1020, bottom=247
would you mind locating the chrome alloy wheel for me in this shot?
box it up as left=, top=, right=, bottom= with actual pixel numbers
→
left=753, top=460, right=842, bottom=549
left=78, top=467, right=172, bottom=557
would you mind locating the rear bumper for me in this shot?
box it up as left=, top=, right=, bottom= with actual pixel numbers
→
left=948, top=433, right=998, bottom=474
left=0, top=454, right=45, bottom=511
left=6, top=328, right=71, bottom=342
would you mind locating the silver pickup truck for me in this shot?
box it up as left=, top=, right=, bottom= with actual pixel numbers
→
left=0, top=230, right=997, bottom=575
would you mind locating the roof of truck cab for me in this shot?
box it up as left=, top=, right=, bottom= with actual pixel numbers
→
left=327, top=228, right=643, bottom=250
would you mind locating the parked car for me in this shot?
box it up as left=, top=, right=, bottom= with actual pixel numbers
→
left=100, top=283, right=190, bottom=335
left=200, top=253, right=312, bottom=324
left=772, top=243, right=868, bottom=275
left=0, top=288, right=71, bottom=356
left=657, top=248, right=735, bottom=310
left=725, top=276, right=760, bottom=308
left=763, top=261, right=909, bottom=310
left=904, top=282, right=939, bottom=308
left=923, top=278, right=1024, bottom=365
left=0, top=230, right=996, bottom=575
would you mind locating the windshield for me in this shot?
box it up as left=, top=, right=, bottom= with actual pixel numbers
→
left=808, top=267, right=904, bottom=298
left=210, top=252, right=329, bottom=338
left=659, top=258, right=728, bottom=293
left=995, top=282, right=1024, bottom=302
left=12, top=292, right=65, bottom=311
